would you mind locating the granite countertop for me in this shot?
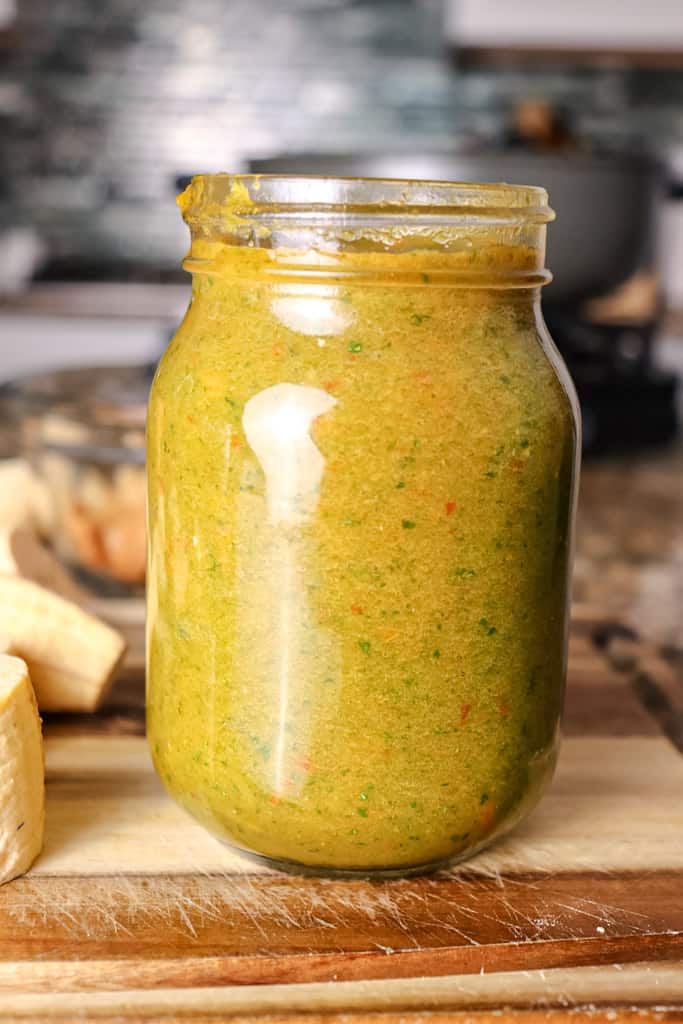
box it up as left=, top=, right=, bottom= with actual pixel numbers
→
left=574, top=444, right=683, bottom=646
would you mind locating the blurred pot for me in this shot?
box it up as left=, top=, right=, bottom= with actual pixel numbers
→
left=248, top=151, right=661, bottom=304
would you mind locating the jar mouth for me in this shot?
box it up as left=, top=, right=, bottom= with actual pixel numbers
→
left=179, top=174, right=554, bottom=288
left=178, top=173, right=554, bottom=227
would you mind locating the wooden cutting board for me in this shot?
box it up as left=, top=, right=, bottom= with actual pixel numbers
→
left=1, top=612, right=682, bottom=1022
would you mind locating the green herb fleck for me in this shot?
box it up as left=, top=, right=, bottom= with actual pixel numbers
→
left=249, top=735, right=272, bottom=762
left=479, top=617, right=497, bottom=636
left=396, top=480, right=406, bottom=489
left=358, top=640, right=371, bottom=655
left=348, top=341, right=363, bottom=353
left=450, top=567, right=476, bottom=581
left=520, top=438, right=530, bottom=448
left=402, top=519, right=417, bottom=530
left=207, top=553, right=218, bottom=573
left=410, top=313, right=430, bottom=326
left=177, top=624, right=190, bottom=640
left=357, top=807, right=369, bottom=818
left=422, top=273, right=430, bottom=283
left=480, top=792, right=490, bottom=805
left=410, top=800, right=418, bottom=808
left=433, top=649, right=441, bottom=658
left=500, top=374, right=511, bottom=384
left=192, top=750, right=203, bottom=763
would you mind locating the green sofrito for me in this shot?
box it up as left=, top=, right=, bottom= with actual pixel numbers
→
left=146, top=235, right=578, bottom=876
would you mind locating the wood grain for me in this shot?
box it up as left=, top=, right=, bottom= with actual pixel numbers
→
left=2, top=962, right=683, bottom=1020
left=0, top=875, right=682, bottom=990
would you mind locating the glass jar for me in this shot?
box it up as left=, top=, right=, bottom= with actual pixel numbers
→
left=147, top=175, right=580, bottom=877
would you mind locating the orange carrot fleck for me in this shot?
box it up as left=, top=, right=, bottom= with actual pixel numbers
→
left=460, top=703, right=472, bottom=725
left=230, top=434, right=242, bottom=449
left=272, top=344, right=282, bottom=357
left=445, top=501, right=457, bottom=516
left=499, top=702, right=510, bottom=717
left=323, top=379, right=341, bottom=392
left=351, top=604, right=363, bottom=615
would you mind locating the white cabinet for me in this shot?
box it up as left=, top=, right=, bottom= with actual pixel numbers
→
left=446, top=0, right=683, bottom=54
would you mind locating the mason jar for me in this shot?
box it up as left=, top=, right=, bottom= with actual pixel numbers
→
left=147, top=175, right=580, bottom=877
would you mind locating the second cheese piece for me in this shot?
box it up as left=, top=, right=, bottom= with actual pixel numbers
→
left=0, top=576, right=126, bottom=712
left=0, top=654, right=44, bottom=884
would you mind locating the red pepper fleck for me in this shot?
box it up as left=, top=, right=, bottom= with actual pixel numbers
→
left=499, top=702, right=510, bottom=717
left=272, top=344, right=283, bottom=358
left=268, top=795, right=281, bottom=806
left=509, top=458, right=525, bottom=473
left=480, top=801, right=496, bottom=830
left=412, top=370, right=432, bottom=386
left=351, top=604, right=363, bottom=615
left=295, top=756, right=314, bottom=773
left=186, top=414, right=196, bottom=424
left=230, top=434, right=242, bottom=449
left=460, top=703, right=472, bottom=725
left=445, top=501, right=457, bottom=516
left=323, top=379, right=341, bottom=392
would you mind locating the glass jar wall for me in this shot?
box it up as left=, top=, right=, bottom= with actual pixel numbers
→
left=146, top=175, right=580, bottom=877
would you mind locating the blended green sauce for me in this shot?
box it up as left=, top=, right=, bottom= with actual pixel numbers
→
left=147, top=237, right=578, bottom=875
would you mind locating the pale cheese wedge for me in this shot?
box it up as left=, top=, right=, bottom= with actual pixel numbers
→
left=0, top=576, right=126, bottom=712
left=0, top=654, right=44, bottom=884
left=0, top=526, right=88, bottom=605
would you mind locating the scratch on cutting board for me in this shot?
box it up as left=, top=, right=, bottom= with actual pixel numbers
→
left=3, top=868, right=651, bottom=948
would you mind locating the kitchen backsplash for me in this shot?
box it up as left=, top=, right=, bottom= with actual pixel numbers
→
left=2, top=0, right=683, bottom=277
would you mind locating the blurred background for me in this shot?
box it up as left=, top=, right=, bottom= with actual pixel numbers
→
left=0, top=0, right=680, bottom=647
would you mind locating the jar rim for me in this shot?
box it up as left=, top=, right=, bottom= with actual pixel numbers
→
left=178, top=173, right=555, bottom=226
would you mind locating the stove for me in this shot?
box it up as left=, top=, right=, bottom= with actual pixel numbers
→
left=545, top=306, right=679, bottom=456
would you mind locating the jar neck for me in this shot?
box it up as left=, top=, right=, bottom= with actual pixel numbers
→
left=188, top=273, right=545, bottom=326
